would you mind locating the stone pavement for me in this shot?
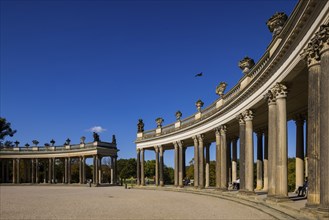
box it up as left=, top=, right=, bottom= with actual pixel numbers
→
left=134, top=185, right=323, bottom=220
left=0, top=185, right=285, bottom=219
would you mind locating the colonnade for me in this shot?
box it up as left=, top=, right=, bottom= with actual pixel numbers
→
left=136, top=23, right=329, bottom=212
left=0, top=155, right=118, bottom=185
left=136, top=107, right=308, bottom=195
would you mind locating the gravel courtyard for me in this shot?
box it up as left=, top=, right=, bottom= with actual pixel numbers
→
left=0, top=185, right=275, bottom=219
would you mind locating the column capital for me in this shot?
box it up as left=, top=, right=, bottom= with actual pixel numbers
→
left=177, top=140, right=184, bottom=148
left=136, top=148, right=141, bottom=153
left=255, top=129, right=264, bottom=136
left=293, top=114, right=305, bottom=125
left=243, top=109, right=254, bottom=121
left=318, top=23, right=329, bottom=55
left=197, top=134, right=205, bottom=142
left=154, top=146, right=159, bottom=153
left=273, top=82, right=288, bottom=99
left=264, top=89, right=276, bottom=105
left=236, top=113, right=245, bottom=125
left=215, top=127, right=221, bottom=136
left=301, top=34, right=321, bottom=68
left=173, top=141, right=178, bottom=150
left=220, top=125, right=227, bottom=134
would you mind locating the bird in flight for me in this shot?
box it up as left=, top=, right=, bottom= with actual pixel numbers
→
left=195, top=72, right=203, bottom=77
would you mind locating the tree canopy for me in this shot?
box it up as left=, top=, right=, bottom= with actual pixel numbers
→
left=0, top=117, right=16, bottom=146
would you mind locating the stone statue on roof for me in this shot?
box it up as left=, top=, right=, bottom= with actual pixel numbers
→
left=137, top=119, right=144, bottom=133
left=112, top=135, right=116, bottom=144
left=93, top=132, right=100, bottom=142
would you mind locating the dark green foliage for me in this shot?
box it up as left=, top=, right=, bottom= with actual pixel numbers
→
left=117, top=158, right=137, bottom=179
left=163, top=166, right=174, bottom=184
left=288, top=157, right=296, bottom=192
left=0, top=118, right=16, bottom=146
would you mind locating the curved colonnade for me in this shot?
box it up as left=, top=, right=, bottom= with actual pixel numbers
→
left=0, top=140, right=119, bottom=186
left=135, top=0, right=329, bottom=213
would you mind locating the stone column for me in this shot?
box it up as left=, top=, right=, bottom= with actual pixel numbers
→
left=98, top=156, right=102, bottom=184
left=232, top=138, right=238, bottom=183
left=198, top=134, right=205, bottom=189
left=68, top=157, right=71, bottom=184
left=227, top=139, right=232, bottom=185
left=17, top=159, right=20, bottom=184
left=220, top=125, right=227, bottom=190
left=215, top=128, right=221, bottom=189
left=6, top=160, right=9, bottom=183
left=48, top=158, right=52, bottom=183
left=319, top=27, right=329, bottom=212
left=79, top=157, right=82, bottom=184
left=95, top=155, right=99, bottom=185
left=274, top=83, right=288, bottom=198
left=266, top=89, right=277, bottom=197
left=193, top=136, right=199, bottom=188
left=305, top=120, right=308, bottom=178
left=205, top=143, right=210, bottom=188
left=263, top=129, right=269, bottom=191
left=178, top=141, right=184, bottom=188
left=174, top=142, right=179, bottom=187
left=243, top=110, right=254, bottom=192
left=256, top=130, right=263, bottom=190
left=141, top=149, right=145, bottom=186
left=303, top=35, right=321, bottom=207
left=159, top=146, right=164, bottom=186
left=52, top=158, right=55, bottom=183
left=31, top=159, right=35, bottom=184
left=136, top=149, right=140, bottom=185
left=182, top=147, right=186, bottom=180
left=294, top=115, right=305, bottom=190
left=12, top=159, right=16, bottom=184
left=155, top=146, right=159, bottom=186
left=110, top=157, right=114, bottom=184
left=237, top=114, right=246, bottom=191
left=65, top=158, right=68, bottom=184
left=93, top=155, right=96, bottom=184
left=113, top=156, right=117, bottom=185
left=35, top=158, right=39, bottom=183
left=1, top=160, right=4, bottom=183
left=82, top=156, right=86, bottom=184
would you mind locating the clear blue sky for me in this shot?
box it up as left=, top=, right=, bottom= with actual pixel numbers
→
left=1, top=0, right=298, bottom=167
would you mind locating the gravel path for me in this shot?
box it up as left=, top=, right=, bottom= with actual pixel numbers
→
left=0, top=185, right=275, bottom=219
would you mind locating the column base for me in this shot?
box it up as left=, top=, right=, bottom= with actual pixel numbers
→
left=316, top=208, right=329, bottom=219
left=305, top=202, right=320, bottom=209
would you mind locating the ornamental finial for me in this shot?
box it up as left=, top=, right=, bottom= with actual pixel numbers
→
left=266, top=12, right=288, bottom=36
left=155, top=117, right=164, bottom=128
left=239, top=57, right=255, bottom=74
left=195, top=99, right=204, bottom=112
left=216, top=82, right=227, bottom=97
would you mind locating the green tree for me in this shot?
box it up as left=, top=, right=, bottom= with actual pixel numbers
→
left=209, top=161, right=216, bottom=186
left=163, top=166, right=174, bottom=184
left=145, top=160, right=156, bottom=178
left=288, top=157, right=296, bottom=192
left=0, top=118, right=16, bottom=146
left=117, top=158, right=137, bottom=180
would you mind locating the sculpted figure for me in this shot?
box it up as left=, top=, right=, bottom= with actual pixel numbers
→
left=137, top=119, right=144, bottom=133
left=112, top=135, right=117, bottom=144
left=93, top=132, right=100, bottom=142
